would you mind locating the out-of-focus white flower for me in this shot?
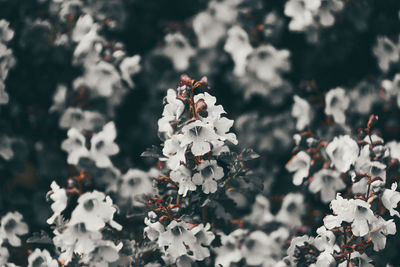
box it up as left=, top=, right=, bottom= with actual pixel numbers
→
left=0, top=212, right=28, bottom=247
left=244, top=195, right=274, bottom=225
left=324, top=194, right=355, bottom=229
left=382, top=74, right=400, bottom=102
left=161, top=33, right=195, bottom=72
left=246, top=45, right=290, bottom=87
left=27, top=248, right=58, bottom=267
left=0, top=20, right=14, bottom=43
left=224, top=26, right=253, bottom=77
left=181, top=121, right=218, bottom=156
left=192, top=160, right=224, bottom=194
left=326, top=135, right=359, bottom=173
left=315, top=0, right=344, bottom=27
left=90, top=122, right=119, bottom=168
left=119, top=169, right=155, bottom=206
left=286, top=151, right=311, bottom=186
left=120, top=55, right=141, bottom=88
left=193, top=11, right=226, bottom=48
left=292, top=95, right=313, bottom=130
left=382, top=183, right=400, bottom=217
left=69, top=191, right=122, bottom=231
left=368, top=217, right=396, bottom=251
left=309, top=168, right=346, bottom=203
left=59, top=107, right=105, bottom=131
left=170, top=166, right=196, bottom=197
left=61, top=128, right=89, bottom=165
left=0, top=136, right=14, bottom=161
left=0, top=246, right=9, bottom=265
left=49, top=84, right=67, bottom=113
left=373, top=36, right=399, bottom=73
left=387, top=141, right=400, bottom=161
left=241, top=231, right=276, bottom=266
left=276, top=193, right=305, bottom=228
left=72, top=14, right=94, bottom=42
left=73, top=24, right=103, bottom=66
left=285, top=0, right=321, bottom=31
left=47, top=181, right=68, bottom=224
left=74, top=61, right=121, bottom=97
left=324, top=87, right=349, bottom=125
left=214, top=229, right=247, bottom=267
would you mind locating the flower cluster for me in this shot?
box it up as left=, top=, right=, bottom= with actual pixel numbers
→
left=284, top=115, right=400, bottom=266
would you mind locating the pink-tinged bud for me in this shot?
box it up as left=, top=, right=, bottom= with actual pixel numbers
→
left=195, top=99, right=208, bottom=117
left=198, top=76, right=208, bottom=85
left=180, top=74, right=191, bottom=83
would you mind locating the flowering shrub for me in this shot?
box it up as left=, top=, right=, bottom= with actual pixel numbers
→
left=1, top=0, right=400, bottom=266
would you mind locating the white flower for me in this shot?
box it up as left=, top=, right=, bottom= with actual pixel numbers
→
left=90, top=122, right=119, bottom=168
left=286, top=151, right=311, bottom=186
left=192, top=160, right=224, bottom=194
left=373, top=36, right=400, bottom=73
left=119, top=169, right=155, bottom=206
left=192, top=11, right=226, bottom=49
left=0, top=246, right=9, bottom=265
left=144, top=212, right=165, bottom=241
left=351, top=199, right=377, bottom=236
left=120, top=55, right=141, bottom=88
left=224, top=26, right=253, bottom=77
left=309, top=168, right=346, bottom=203
left=157, top=220, right=196, bottom=260
left=368, top=217, right=396, bottom=251
left=285, top=235, right=314, bottom=266
left=285, top=0, right=321, bottom=31
left=59, top=108, right=104, bottom=131
left=326, top=135, right=359, bottom=172
left=181, top=121, right=218, bottom=156
left=28, top=249, right=58, bottom=267
left=161, top=33, right=195, bottom=71
left=163, top=134, right=186, bottom=170
left=72, top=24, right=103, bottom=66
left=241, top=231, right=276, bottom=266
left=53, top=222, right=102, bottom=264
left=387, top=141, right=400, bottom=161
left=61, top=128, right=89, bottom=165
left=214, top=229, right=247, bottom=267
left=73, top=61, right=121, bottom=97
left=0, top=136, right=14, bottom=161
left=292, top=95, right=313, bottom=130
left=337, top=252, right=374, bottom=267
left=244, top=195, right=274, bottom=226
left=246, top=45, right=290, bottom=87
left=82, top=240, right=122, bottom=267
left=0, top=20, right=14, bottom=43
left=382, top=183, right=400, bottom=217
left=72, top=14, right=94, bottom=42
left=170, top=166, right=196, bottom=197
left=315, top=0, right=344, bottom=27
left=276, top=193, right=305, bottom=228
left=314, top=226, right=339, bottom=266
left=324, top=87, right=349, bottom=125
left=324, top=194, right=355, bottom=229
left=189, top=223, right=215, bottom=261
left=47, top=181, right=68, bottom=224
left=69, top=191, right=122, bottom=231
left=0, top=212, right=28, bottom=247
left=158, top=89, right=185, bottom=137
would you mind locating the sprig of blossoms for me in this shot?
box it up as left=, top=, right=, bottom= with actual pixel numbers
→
left=284, top=115, right=400, bottom=266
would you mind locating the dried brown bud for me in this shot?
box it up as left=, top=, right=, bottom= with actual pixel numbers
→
left=195, top=99, right=208, bottom=117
